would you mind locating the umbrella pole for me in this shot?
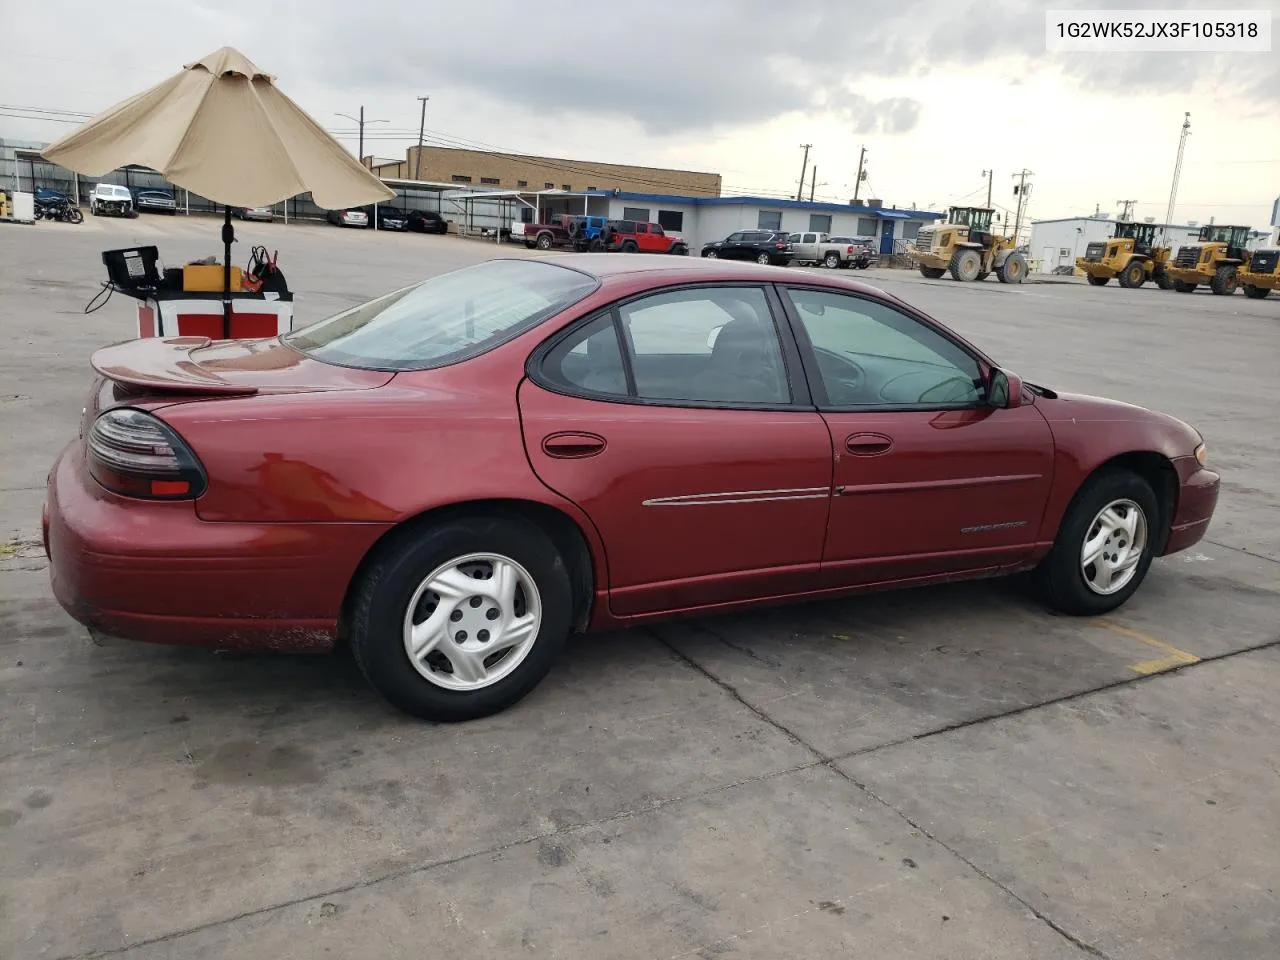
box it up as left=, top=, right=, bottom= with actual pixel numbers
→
left=222, top=205, right=234, bottom=338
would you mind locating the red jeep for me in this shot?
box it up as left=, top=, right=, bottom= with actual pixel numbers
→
left=603, top=220, right=688, bottom=255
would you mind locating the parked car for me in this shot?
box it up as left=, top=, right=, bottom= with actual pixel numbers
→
left=789, top=232, right=874, bottom=269
left=45, top=256, right=1219, bottom=722
left=236, top=205, right=275, bottom=221
left=701, top=230, right=793, bottom=265
left=90, top=183, right=135, bottom=217
left=828, top=237, right=877, bottom=269
left=521, top=214, right=607, bottom=251
left=362, top=205, right=409, bottom=230
left=407, top=210, right=448, bottom=234
left=603, top=220, right=688, bottom=255
left=132, top=187, right=176, bottom=215
left=326, top=208, right=368, bottom=228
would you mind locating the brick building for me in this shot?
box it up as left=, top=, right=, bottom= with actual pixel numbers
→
left=373, top=145, right=721, bottom=197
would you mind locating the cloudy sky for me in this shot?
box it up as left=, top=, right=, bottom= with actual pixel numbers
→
left=3, top=0, right=1277, bottom=231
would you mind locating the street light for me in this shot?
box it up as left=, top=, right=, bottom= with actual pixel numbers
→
left=335, top=108, right=388, bottom=168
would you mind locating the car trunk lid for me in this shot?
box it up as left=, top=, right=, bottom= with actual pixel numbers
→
left=90, top=336, right=394, bottom=398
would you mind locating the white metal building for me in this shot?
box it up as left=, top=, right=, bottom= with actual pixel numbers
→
left=1029, top=215, right=1271, bottom=275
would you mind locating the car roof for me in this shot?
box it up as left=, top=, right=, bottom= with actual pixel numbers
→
left=516, top=253, right=888, bottom=295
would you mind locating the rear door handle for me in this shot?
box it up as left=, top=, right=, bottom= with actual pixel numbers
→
left=845, top=433, right=893, bottom=456
left=542, top=432, right=607, bottom=459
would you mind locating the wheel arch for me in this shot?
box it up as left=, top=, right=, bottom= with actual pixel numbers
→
left=1066, top=451, right=1179, bottom=554
left=338, top=498, right=603, bottom=647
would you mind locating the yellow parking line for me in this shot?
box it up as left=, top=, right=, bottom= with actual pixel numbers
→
left=1092, top=618, right=1201, bottom=675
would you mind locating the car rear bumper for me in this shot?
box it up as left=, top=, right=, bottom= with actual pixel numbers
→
left=1161, top=457, right=1220, bottom=555
left=44, top=441, right=391, bottom=651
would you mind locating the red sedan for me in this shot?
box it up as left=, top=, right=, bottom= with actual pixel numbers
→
left=45, top=256, right=1220, bottom=721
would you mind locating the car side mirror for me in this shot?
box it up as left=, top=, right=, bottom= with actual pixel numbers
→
left=988, top=369, right=1024, bottom=409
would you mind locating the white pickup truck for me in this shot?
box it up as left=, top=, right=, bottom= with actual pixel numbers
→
left=787, top=231, right=874, bottom=269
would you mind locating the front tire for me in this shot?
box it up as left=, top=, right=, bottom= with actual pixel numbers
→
left=1243, top=284, right=1270, bottom=299
left=949, top=248, right=982, bottom=282
left=350, top=515, right=573, bottom=722
left=1210, top=264, right=1238, bottom=295
left=1118, top=259, right=1146, bottom=289
left=1173, top=280, right=1196, bottom=293
left=1033, top=470, right=1159, bottom=616
left=1086, top=274, right=1109, bottom=286
left=67, top=207, right=84, bottom=224
left=919, top=266, right=946, bottom=279
left=997, top=252, right=1027, bottom=284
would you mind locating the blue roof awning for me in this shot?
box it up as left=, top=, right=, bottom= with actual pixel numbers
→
left=876, top=210, right=910, bottom=220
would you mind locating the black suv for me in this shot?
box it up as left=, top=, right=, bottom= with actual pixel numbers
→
left=701, top=230, right=793, bottom=265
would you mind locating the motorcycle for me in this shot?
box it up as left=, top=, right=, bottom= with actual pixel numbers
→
left=34, top=188, right=84, bottom=224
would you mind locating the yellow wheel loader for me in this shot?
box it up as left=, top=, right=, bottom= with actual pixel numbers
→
left=1075, top=221, right=1174, bottom=289
left=1238, top=248, right=1278, bottom=300
left=1167, top=224, right=1253, bottom=295
left=911, top=206, right=1027, bottom=284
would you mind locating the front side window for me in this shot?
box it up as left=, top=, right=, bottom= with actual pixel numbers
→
left=784, top=288, right=983, bottom=408
left=537, top=287, right=791, bottom=407
left=286, top=260, right=597, bottom=371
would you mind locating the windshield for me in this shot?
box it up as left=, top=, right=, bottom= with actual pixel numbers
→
left=284, top=259, right=598, bottom=371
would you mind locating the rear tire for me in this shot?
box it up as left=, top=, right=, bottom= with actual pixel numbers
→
left=1086, top=274, right=1110, bottom=286
left=1032, top=469, right=1160, bottom=616
left=704, top=249, right=718, bottom=259
left=350, top=515, right=573, bottom=722
left=1173, top=280, right=1197, bottom=293
left=823, top=251, right=841, bottom=269
left=1243, top=284, right=1270, bottom=299
left=949, top=248, right=982, bottom=282
left=67, top=208, right=83, bottom=224
left=1210, top=264, right=1238, bottom=296
left=622, top=241, right=638, bottom=253
left=756, top=251, right=771, bottom=265
left=1118, top=259, right=1146, bottom=289
left=535, top=233, right=553, bottom=250
left=919, top=266, right=946, bottom=279
left=996, top=252, right=1027, bottom=284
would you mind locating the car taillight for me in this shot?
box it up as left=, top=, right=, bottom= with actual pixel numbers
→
left=776, top=242, right=787, bottom=249
left=847, top=246, right=855, bottom=254
left=86, top=408, right=206, bottom=500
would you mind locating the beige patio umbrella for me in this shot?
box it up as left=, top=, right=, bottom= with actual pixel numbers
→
left=42, top=46, right=393, bottom=334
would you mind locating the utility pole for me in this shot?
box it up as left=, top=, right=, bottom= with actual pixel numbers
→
left=1163, top=112, right=1191, bottom=240
left=1011, top=169, right=1034, bottom=243
left=414, top=96, right=429, bottom=181
left=1117, top=199, right=1137, bottom=220
left=796, top=144, right=812, bottom=201
left=335, top=108, right=389, bottom=168
left=981, top=169, right=993, bottom=208
left=853, top=145, right=867, bottom=202
left=809, top=166, right=817, bottom=202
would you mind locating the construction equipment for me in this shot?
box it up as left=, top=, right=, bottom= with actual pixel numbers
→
left=911, top=206, right=1028, bottom=284
left=1238, top=247, right=1279, bottom=300
left=1167, top=224, right=1253, bottom=295
left=1075, top=221, right=1174, bottom=289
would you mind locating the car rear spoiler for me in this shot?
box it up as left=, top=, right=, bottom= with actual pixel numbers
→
left=90, top=336, right=260, bottom=395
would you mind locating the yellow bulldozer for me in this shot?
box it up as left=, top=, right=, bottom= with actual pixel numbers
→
left=1167, top=224, right=1253, bottom=295
left=1075, top=221, right=1173, bottom=289
left=1238, top=247, right=1278, bottom=300
left=911, top=206, right=1028, bottom=284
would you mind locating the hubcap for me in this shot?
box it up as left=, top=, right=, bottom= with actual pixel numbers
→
left=401, top=553, right=541, bottom=691
left=757, top=253, right=770, bottom=264
left=1080, top=499, right=1147, bottom=595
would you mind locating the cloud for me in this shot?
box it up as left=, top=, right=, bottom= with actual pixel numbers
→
left=841, top=96, right=923, bottom=135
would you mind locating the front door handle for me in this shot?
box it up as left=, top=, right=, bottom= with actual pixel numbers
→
left=845, top=432, right=893, bottom=456
left=543, top=432, right=607, bottom=459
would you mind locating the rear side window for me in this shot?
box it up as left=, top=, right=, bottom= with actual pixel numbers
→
left=285, top=260, right=598, bottom=371
left=536, top=287, right=791, bottom=407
